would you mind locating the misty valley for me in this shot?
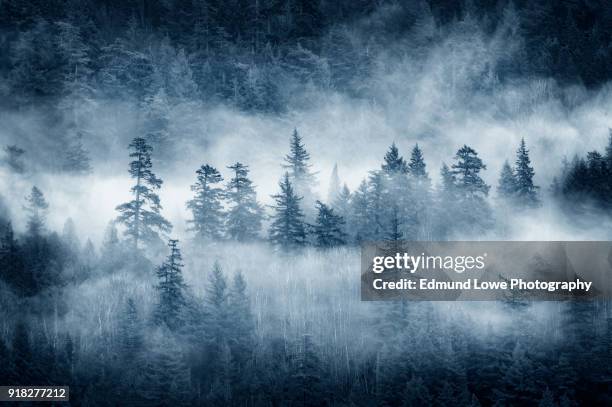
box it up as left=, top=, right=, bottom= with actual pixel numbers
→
left=1, top=0, right=612, bottom=406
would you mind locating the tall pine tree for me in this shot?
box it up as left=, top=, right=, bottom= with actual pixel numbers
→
left=313, top=201, right=346, bottom=248
left=154, top=239, right=187, bottom=331
left=115, top=137, right=172, bottom=249
left=186, top=164, right=225, bottom=241
left=514, top=138, right=539, bottom=207
left=283, top=129, right=317, bottom=213
left=225, top=162, right=263, bottom=241
left=24, top=186, right=48, bottom=236
left=269, top=173, right=307, bottom=250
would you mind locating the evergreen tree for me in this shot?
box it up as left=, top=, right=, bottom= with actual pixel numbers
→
left=137, top=335, right=191, bottom=406
left=225, top=162, right=264, bottom=241
left=62, top=132, right=92, bottom=174
left=24, top=186, right=49, bottom=236
left=382, top=142, right=408, bottom=175
left=332, top=183, right=351, bottom=221
left=205, top=261, right=228, bottom=344
left=408, top=144, right=428, bottom=180
left=408, top=144, right=432, bottom=239
left=269, top=173, right=307, bottom=250
left=451, top=145, right=490, bottom=197
left=154, top=239, right=187, bottom=330
left=186, top=164, right=225, bottom=241
left=450, top=145, right=493, bottom=235
left=283, top=129, right=317, bottom=212
left=313, top=201, right=346, bottom=248
left=497, top=160, right=517, bottom=201
left=514, top=138, right=539, bottom=207
left=327, top=163, right=341, bottom=204
left=115, top=137, right=172, bottom=249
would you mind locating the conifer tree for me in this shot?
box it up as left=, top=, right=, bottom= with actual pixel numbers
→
left=332, top=184, right=351, bottom=220
left=62, top=132, right=92, bottom=174
left=269, top=173, right=307, bottom=250
left=154, top=239, right=187, bottom=330
left=408, top=144, right=428, bottom=180
left=449, top=145, right=493, bottom=234
left=451, top=145, right=490, bottom=197
left=283, top=129, right=317, bottom=212
left=497, top=160, right=517, bottom=201
left=514, top=138, right=539, bottom=207
left=115, top=137, right=172, bottom=249
left=24, top=186, right=49, bottom=236
left=327, top=163, right=341, bottom=204
left=382, top=142, right=408, bottom=175
left=205, top=262, right=229, bottom=346
left=186, top=164, right=225, bottom=240
left=313, top=201, right=346, bottom=248
left=225, top=162, right=264, bottom=241
left=408, top=144, right=432, bottom=239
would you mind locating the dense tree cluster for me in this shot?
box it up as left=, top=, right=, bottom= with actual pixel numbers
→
left=553, top=130, right=612, bottom=213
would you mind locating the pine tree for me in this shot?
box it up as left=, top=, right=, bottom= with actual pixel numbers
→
left=24, top=186, right=49, bottom=236
left=408, top=144, right=428, bottom=180
left=313, top=201, right=346, bottom=248
left=449, top=145, right=493, bottom=235
left=115, top=137, right=172, bottom=249
left=451, top=145, right=490, bottom=197
left=62, top=132, right=92, bottom=174
left=332, top=183, right=351, bottom=220
left=154, top=239, right=187, bottom=330
left=142, top=88, right=172, bottom=163
left=514, top=138, right=539, bottom=207
left=327, top=163, right=341, bottom=204
left=225, top=162, right=264, bottom=241
left=269, top=173, right=307, bottom=250
left=205, top=261, right=229, bottom=346
left=382, top=142, right=408, bottom=175
left=186, top=164, right=225, bottom=241
left=408, top=144, right=432, bottom=239
left=283, top=129, right=317, bottom=211
left=497, top=160, right=517, bottom=201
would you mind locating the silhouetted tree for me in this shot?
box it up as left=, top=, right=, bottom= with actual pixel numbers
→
left=115, top=137, right=172, bottom=249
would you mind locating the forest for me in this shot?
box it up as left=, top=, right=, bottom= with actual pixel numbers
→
left=1, top=0, right=612, bottom=406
